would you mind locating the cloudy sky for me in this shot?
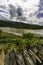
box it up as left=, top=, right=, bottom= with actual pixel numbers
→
left=0, top=0, right=43, bottom=25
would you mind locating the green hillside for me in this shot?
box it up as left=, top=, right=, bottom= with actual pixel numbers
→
left=0, top=20, right=43, bottom=29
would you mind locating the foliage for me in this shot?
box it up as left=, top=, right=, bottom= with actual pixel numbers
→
left=23, top=32, right=34, bottom=39
left=0, top=31, right=43, bottom=52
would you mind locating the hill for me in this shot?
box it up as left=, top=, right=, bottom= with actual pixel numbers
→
left=0, top=20, right=43, bottom=29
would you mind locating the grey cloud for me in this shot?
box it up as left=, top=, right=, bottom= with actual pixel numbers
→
left=9, top=4, right=17, bottom=18
left=0, top=14, right=9, bottom=20
left=17, top=6, right=23, bottom=16
left=17, top=16, right=27, bottom=21
left=9, top=4, right=23, bottom=20
left=39, top=22, right=43, bottom=26
left=0, top=5, right=7, bottom=9
left=22, top=0, right=28, bottom=2
left=7, top=0, right=9, bottom=2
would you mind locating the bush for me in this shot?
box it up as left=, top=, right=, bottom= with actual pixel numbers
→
left=23, top=33, right=34, bottom=39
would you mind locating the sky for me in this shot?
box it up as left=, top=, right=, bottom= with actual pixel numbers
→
left=0, top=0, right=43, bottom=25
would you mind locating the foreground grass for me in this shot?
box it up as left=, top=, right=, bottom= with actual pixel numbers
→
left=0, top=30, right=43, bottom=53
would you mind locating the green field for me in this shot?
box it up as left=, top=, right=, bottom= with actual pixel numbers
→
left=0, top=30, right=43, bottom=53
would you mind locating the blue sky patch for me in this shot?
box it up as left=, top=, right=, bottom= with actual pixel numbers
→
left=0, top=9, right=8, bottom=13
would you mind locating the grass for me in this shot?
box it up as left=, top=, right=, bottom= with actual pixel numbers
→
left=0, top=30, right=43, bottom=53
